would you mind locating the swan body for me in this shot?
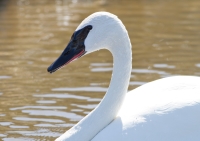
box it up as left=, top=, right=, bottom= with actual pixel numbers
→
left=47, top=12, right=200, bottom=141
left=92, top=76, right=200, bottom=141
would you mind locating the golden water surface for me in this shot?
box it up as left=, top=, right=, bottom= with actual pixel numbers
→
left=0, top=0, right=200, bottom=140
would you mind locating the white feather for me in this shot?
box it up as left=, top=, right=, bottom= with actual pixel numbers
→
left=56, top=12, right=200, bottom=141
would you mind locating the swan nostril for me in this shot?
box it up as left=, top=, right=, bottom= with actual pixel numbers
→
left=73, top=40, right=77, bottom=43
left=63, top=51, right=70, bottom=56
left=72, top=40, right=78, bottom=47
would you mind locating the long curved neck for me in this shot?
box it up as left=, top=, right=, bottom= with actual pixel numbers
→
left=56, top=29, right=132, bottom=141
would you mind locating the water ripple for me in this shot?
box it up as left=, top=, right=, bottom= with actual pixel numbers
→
left=36, top=100, right=56, bottom=104
left=0, top=134, right=6, bottom=137
left=91, top=67, right=113, bottom=72
left=3, top=137, right=35, bottom=141
left=7, top=129, right=61, bottom=137
left=10, top=106, right=66, bottom=110
left=0, top=76, right=11, bottom=79
left=13, top=117, right=64, bottom=123
left=90, top=63, right=111, bottom=67
left=34, top=93, right=89, bottom=100
left=129, top=81, right=146, bottom=86
left=9, top=125, right=29, bottom=129
left=71, top=104, right=97, bottom=110
left=196, top=64, right=200, bottom=68
left=52, top=86, right=107, bottom=92
left=153, top=64, right=175, bottom=69
left=22, top=110, right=83, bottom=121
left=132, top=69, right=170, bottom=76
left=0, top=122, right=13, bottom=126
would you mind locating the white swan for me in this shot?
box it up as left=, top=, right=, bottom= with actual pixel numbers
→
left=47, top=12, right=200, bottom=141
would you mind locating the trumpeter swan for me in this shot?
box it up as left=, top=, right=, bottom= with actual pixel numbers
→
left=48, top=12, right=200, bottom=141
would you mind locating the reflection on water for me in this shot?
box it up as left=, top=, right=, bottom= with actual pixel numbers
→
left=0, top=0, right=200, bottom=140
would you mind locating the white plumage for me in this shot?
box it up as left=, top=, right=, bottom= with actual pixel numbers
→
left=55, top=12, right=200, bottom=141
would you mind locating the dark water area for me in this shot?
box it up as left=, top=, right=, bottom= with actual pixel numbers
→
left=0, top=0, right=200, bottom=140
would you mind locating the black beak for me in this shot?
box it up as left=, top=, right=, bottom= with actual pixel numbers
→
left=47, top=25, right=92, bottom=73
left=47, top=47, right=86, bottom=73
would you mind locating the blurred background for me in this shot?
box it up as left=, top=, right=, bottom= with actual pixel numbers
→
left=0, top=0, right=200, bottom=140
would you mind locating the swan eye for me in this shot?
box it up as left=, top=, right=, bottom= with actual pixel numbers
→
left=87, top=25, right=92, bottom=30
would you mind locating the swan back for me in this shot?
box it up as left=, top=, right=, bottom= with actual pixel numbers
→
left=92, top=76, right=200, bottom=141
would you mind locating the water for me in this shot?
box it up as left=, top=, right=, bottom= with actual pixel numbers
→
left=0, top=0, right=200, bottom=140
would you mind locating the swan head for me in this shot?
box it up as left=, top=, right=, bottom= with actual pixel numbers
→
left=47, top=12, right=126, bottom=73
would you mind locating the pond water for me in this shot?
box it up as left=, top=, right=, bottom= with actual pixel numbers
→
left=0, top=0, right=200, bottom=140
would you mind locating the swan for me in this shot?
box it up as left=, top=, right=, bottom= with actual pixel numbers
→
left=47, top=12, right=200, bottom=141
